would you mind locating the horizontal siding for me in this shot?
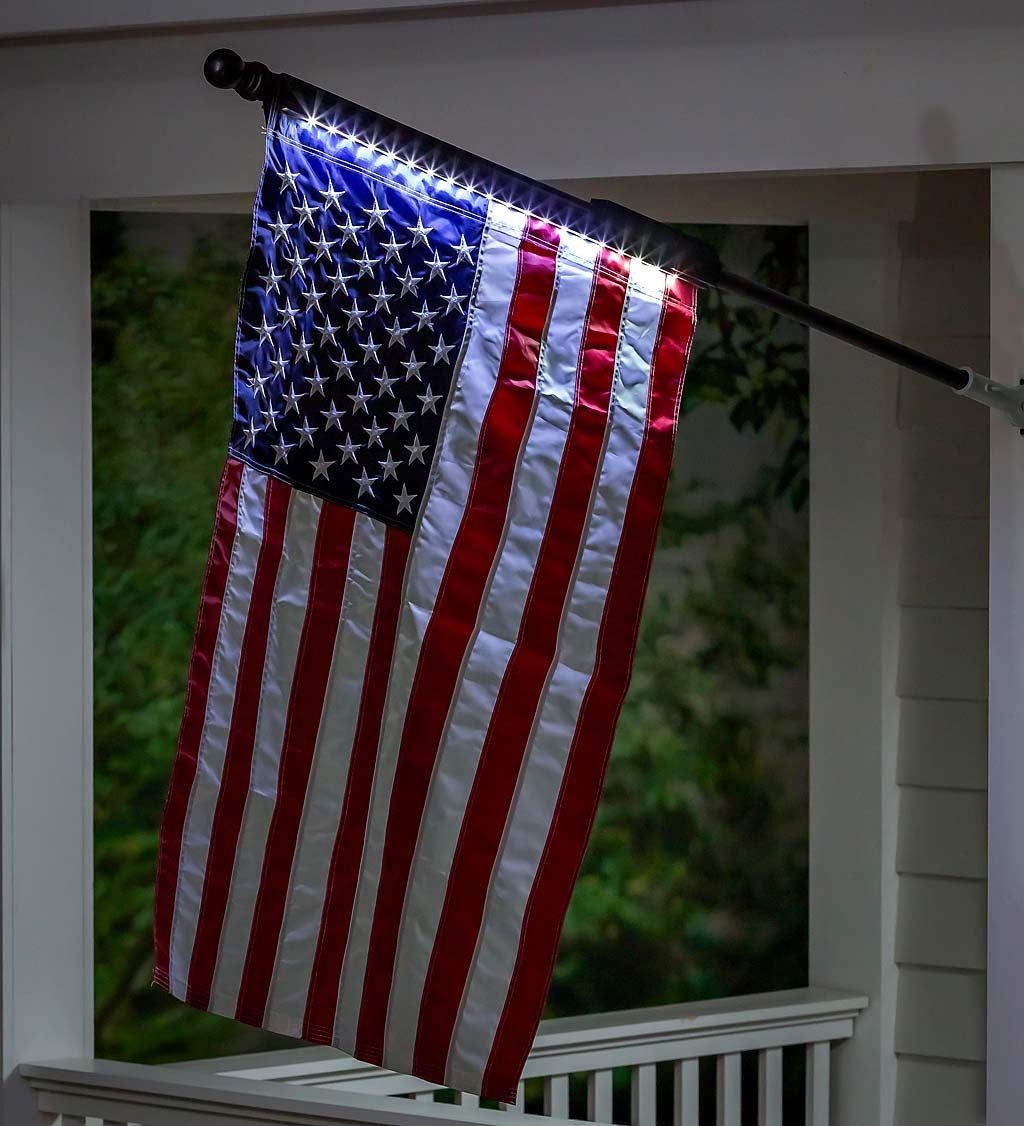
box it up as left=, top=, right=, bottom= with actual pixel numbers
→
left=895, top=1056, right=986, bottom=1126
left=897, top=607, right=987, bottom=702
left=896, top=875, right=986, bottom=970
left=898, top=699, right=987, bottom=791
left=898, top=517, right=987, bottom=609
left=897, top=788, right=987, bottom=879
left=895, top=966, right=987, bottom=1061
left=899, top=428, right=989, bottom=520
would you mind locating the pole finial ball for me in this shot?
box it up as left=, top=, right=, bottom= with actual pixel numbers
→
left=204, top=48, right=244, bottom=90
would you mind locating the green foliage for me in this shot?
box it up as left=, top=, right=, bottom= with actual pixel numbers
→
left=91, top=215, right=808, bottom=1065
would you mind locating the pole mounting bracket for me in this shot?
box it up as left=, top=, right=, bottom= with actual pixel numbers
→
left=955, top=368, right=1024, bottom=429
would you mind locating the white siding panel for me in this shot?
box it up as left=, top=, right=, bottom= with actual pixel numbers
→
left=897, top=607, right=987, bottom=702
left=899, top=430, right=989, bottom=520
left=898, top=517, right=987, bottom=610
left=895, top=967, right=986, bottom=1062
left=897, top=788, right=986, bottom=879
left=895, top=1057, right=985, bottom=1126
left=896, top=351, right=990, bottom=434
left=898, top=699, right=987, bottom=791
left=896, top=875, right=986, bottom=971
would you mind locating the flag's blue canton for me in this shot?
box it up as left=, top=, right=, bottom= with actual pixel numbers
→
left=231, top=114, right=488, bottom=531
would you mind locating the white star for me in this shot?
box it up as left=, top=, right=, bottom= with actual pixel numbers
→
left=293, top=334, right=313, bottom=362
left=394, top=266, right=421, bottom=296
left=302, top=282, right=326, bottom=312
left=380, top=232, right=408, bottom=262
left=260, top=265, right=284, bottom=294
left=363, top=195, right=390, bottom=229
left=311, top=229, right=337, bottom=261
left=284, top=248, right=310, bottom=279
left=269, top=213, right=292, bottom=243
left=321, top=175, right=345, bottom=210
left=354, top=248, right=381, bottom=279
left=295, top=417, right=317, bottom=447
left=408, top=216, right=433, bottom=246
left=452, top=234, right=474, bottom=264
left=281, top=384, right=305, bottom=415
left=411, top=301, right=438, bottom=331
left=310, top=451, right=335, bottom=481
left=338, top=432, right=362, bottom=464
left=271, top=437, right=295, bottom=464
left=242, top=419, right=261, bottom=447
left=316, top=318, right=340, bottom=346
left=389, top=402, right=413, bottom=430
left=355, top=467, right=378, bottom=497
left=261, top=402, right=279, bottom=431
left=424, top=249, right=448, bottom=281
left=401, top=353, right=426, bottom=381
left=395, top=484, right=417, bottom=515
left=429, top=335, right=456, bottom=365
left=441, top=286, right=466, bottom=314
left=294, top=197, right=317, bottom=228
left=333, top=350, right=357, bottom=380
left=359, top=334, right=382, bottom=364
left=348, top=383, right=372, bottom=413
left=343, top=299, right=366, bottom=329
left=321, top=400, right=345, bottom=430
left=277, top=299, right=299, bottom=329
left=325, top=264, right=355, bottom=295
left=405, top=434, right=430, bottom=464
left=369, top=283, right=394, bottom=313
left=418, top=388, right=442, bottom=414
left=385, top=319, right=412, bottom=348
left=364, top=417, right=388, bottom=447
left=254, top=315, right=275, bottom=345
left=334, top=213, right=363, bottom=246
left=277, top=163, right=299, bottom=193
left=379, top=451, right=401, bottom=480
left=248, top=366, right=270, bottom=397
left=269, top=350, right=289, bottom=379
left=374, top=371, right=400, bottom=398
left=306, top=368, right=330, bottom=397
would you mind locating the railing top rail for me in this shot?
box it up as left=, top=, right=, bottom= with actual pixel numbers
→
left=20, top=1058, right=570, bottom=1126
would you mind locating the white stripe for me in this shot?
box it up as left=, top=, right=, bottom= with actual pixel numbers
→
left=331, top=203, right=528, bottom=1047
left=207, top=486, right=319, bottom=1011
left=168, top=466, right=268, bottom=992
left=266, top=511, right=386, bottom=1025
left=445, top=270, right=669, bottom=1093
left=381, top=231, right=599, bottom=1075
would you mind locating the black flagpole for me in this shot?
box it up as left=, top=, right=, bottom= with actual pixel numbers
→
left=203, top=48, right=1024, bottom=429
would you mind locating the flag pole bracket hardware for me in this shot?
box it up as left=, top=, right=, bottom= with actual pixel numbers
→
left=955, top=369, right=1024, bottom=429
left=204, top=48, right=1022, bottom=432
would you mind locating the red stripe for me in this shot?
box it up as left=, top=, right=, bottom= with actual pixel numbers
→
left=185, top=474, right=292, bottom=1010
left=354, top=218, right=561, bottom=1062
left=301, top=525, right=412, bottom=1042
left=234, top=500, right=357, bottom=1026
left=412, top=248, right=630, bottom=1079
left=153, top=457, right=244, bottom=989
left=481, top=277, right=696, bottom=1102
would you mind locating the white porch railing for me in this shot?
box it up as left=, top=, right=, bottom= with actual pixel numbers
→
left=22, top=987, right=866, bottom=1126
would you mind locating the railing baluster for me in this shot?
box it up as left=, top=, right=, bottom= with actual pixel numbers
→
left=716, top=1053, right=741, bottom=1126
left=544, top=1074, right=570, bottom=1118
left=587, top=1068, right=613, bottom=1122
left=757, top=1048, right=782, bottom=1126
left=673, top=1058, right=699, bottom=1126
left=805, top=1042, right=830, bottom=1126
left=501, top=1080, right=526, bottom=1112
left=630, top=1063, right=656, bottom=1126
left=455, top=1090, right=481, bottom=1109
left=60, top=1118, right=86, bottom=1126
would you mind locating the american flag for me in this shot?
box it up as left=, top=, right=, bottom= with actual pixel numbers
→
left=154, top=74, right=696, bottom=1101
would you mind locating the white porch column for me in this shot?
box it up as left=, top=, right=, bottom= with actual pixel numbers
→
left=987, top=165, right=1024, bottom=1126
left=808, top=221, right=902, bottom=1126
left=0, top=204, right=94, bottom=1124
